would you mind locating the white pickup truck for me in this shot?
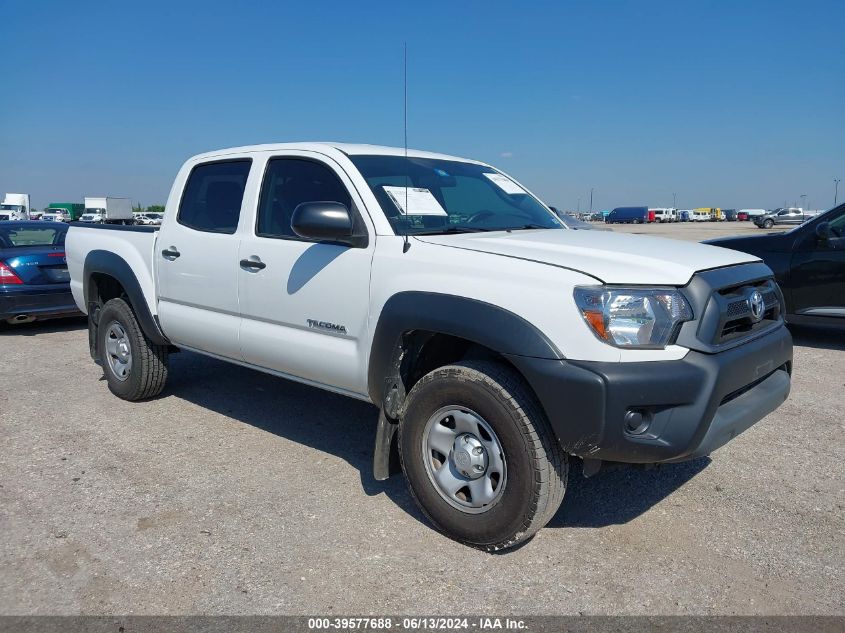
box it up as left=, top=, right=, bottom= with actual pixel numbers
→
left=67, top=143, right=793, bottom=550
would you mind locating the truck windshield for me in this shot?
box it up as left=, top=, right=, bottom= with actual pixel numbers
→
left=349, top=155, right=561, bottom=235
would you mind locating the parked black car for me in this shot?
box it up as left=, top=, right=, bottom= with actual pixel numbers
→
left=707, top=203, right=845, bottom=329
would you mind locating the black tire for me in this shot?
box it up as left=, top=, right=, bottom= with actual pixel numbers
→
left=763, top=219, right=774, bottom=229
left=398, top=360, right=567, bottom=551
left=98, top=298, right=168, bottom=401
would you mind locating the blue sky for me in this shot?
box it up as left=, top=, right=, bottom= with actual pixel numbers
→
left=1, top=0, right=843, bottom=211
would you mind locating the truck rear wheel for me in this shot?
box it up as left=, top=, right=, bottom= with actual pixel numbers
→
left=398, top=361, right=567, bottom=551
left=98, top=298, right=168, bottom=401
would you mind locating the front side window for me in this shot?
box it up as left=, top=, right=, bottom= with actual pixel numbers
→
left=809, top=204, right=845, bottom=239
left=256, top=158, right=353, bottom=239
left=349, top=155, right=560, bottom=235
left=828, top=206, right=845, bottom=233
left=178, top=160, right=251, bottom=234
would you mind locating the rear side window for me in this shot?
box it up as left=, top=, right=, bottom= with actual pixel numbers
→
left=178, top=160, right=252, bottom=234
left=256, top=158, right=352, bottom=239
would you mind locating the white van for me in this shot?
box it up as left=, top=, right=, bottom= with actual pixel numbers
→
left=691, top=209, right=711, bottom=222
left=650, top=208, right=677, bottom=223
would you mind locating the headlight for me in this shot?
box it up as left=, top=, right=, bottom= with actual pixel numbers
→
left=574, top=286, right=692, bottom=348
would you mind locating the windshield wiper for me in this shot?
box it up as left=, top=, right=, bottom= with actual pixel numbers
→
left=409, top=226, right=498, bottom=235
left=506, top=223, right=552, bottom=231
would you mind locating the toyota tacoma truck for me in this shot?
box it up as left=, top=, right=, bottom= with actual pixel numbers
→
left=66, top=143, right=793, bottom=551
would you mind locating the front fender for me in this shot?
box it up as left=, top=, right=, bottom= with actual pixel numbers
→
left=367, top=291, right=563, bottom=408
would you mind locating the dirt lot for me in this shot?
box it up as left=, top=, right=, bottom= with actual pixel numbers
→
left=604, top=219, right=785, bottom=242
left=1, top=222, right=842, bottom=616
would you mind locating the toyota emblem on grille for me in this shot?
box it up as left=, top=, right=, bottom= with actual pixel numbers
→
left=748, top=290, right=765, bottom=322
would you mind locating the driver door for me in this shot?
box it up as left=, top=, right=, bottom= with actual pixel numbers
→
left=790, top=205, right=845, bottom=319
left=237, top=153, right=374, bottom=396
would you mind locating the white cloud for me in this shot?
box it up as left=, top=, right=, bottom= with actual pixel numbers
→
left=499, top=151, right=513, bottom=158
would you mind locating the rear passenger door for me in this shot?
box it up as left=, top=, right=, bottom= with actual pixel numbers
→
left=237, top=154, right=374, bottom=396
left=156, top=159, right=253, bottom=360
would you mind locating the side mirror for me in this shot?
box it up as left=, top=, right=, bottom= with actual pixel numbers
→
left=815, top=221, right=832, bottom=243
left=291, top=202, right=354, bottom=243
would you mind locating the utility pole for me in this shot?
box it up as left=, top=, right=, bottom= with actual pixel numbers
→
left=673, top=192, right=677, bottom=209
left=589, top=188, right=593, bottom=214
left=836, top=179, right=841, bottom=206
left=800, top=194, right=807, bottom=211
left=577, top=198, right=581, bottom=213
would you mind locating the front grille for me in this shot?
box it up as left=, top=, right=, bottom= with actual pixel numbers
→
left=674, top=262, right=785, bottom=353
left=726, top=299, right=748, bottom=318
left=713, top=279, right=783, bottom=344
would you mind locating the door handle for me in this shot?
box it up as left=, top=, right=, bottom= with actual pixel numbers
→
left=161, top=246, right=180, bottom=260
left=240, top=257, right=266, bottom=271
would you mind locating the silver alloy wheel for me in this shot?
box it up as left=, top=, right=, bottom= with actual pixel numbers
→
left=421, top=406, right=507, bottom=514
left=105, top=321, right=132, bottom=381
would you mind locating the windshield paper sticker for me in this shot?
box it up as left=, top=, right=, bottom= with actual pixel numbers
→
left=383, top=186, right=448, bottom=216
left=483, top=172, right=525, bottom=195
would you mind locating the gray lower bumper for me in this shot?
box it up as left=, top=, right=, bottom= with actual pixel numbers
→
left=508, top=324, right=793, bottom=464
left=672, top=367, right=791, bottom=461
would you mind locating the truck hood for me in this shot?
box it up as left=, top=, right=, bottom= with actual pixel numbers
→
left=415, top=229, right=760, bottom=285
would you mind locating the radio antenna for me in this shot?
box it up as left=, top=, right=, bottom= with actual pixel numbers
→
left=402, top=41, right=411, bottom=253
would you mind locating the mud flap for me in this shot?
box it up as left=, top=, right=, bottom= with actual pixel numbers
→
left=373, top=410, right=399, bottom=481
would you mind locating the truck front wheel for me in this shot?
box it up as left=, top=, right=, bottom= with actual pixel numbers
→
left=98, top=298, right=168, bottom=401
left=399, top=361, right=567, bottom=551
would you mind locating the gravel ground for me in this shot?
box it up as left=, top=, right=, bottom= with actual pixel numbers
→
left=604, top=220, right=785, bottom=242
left=0, top=222, right=842, bottom=616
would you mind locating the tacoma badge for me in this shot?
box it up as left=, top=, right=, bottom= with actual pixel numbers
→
left=307, top=319, right=348, bottom=334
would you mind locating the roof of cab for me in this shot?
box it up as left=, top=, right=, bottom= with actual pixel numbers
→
left=189, top=142, right=482, bottom=165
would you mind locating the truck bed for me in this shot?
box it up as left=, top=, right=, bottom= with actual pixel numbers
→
left=66, top=222, right=159, bottom=318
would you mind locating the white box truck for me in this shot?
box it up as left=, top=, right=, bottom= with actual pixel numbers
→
left=0, top=193, right=31, bottom=221
left=80, top=197, right=134, bottom=224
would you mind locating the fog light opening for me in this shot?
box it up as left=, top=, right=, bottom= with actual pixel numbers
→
left=624, top=409, right=653, bottom=435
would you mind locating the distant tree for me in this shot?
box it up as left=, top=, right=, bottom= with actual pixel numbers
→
left=146, top=205, right=165, bottom=213
left=132, top=203, right=144, bottom=214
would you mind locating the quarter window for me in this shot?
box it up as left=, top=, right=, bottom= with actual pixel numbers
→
left=178, top=160, right=251, bottom=234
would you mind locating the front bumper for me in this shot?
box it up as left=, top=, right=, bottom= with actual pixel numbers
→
left=507, top=324, right=792, bottom=464
left=0, top=285, right=81, bottom=321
